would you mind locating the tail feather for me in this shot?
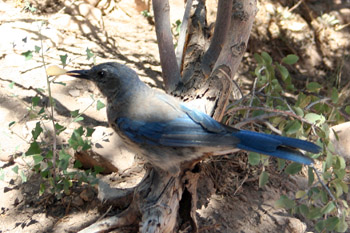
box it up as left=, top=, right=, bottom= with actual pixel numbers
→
left=234, top=130, right=321, bottom=165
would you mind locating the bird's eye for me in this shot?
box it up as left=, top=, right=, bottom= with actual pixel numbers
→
left=97, top=70, right=106, bottom=78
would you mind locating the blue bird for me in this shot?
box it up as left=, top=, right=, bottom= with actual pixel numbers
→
left=67, top=62, right=321, bottom=174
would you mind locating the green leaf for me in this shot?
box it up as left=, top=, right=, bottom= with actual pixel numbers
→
left=70, top=109, right=79, bottom=118
left=324, top=217, right=340, bottom=231
left=58, top=150, right=71, bottom=170
left=335, top=215, right=348, bottom=232
left=34, top=45, right=41, bottom=53
left=308, top=166, right=314, bottom=186
left=254, top=53, right=264, bottom=64
left=345, top=105, right=350, bottom=114
left=8, top=121, right=16, bottom=127
left=54, top=123, right=66, bottom=135
left=261, top=52, right=272, bottom=65
left=0, top=168, right=4, bottom=181
left=259, top=171, right=269, bottom=188
left=304, top=113, right=325, bottom=126
left=307, top=207, right=322, bottom=220
left=86, top=127, right=95, bottom=137
left=285, top=120, right=301, bottom=135
left=298, top=204, right=309, bottom=217
left=20, top=170, right=27, bottom=182
left=306, top=82, right=322, bottom=92
left=96, top=100, right=105, bottom=111
left=275, top=195, right=296, bottom=209
left=321, top=201, right=335, bottom=214
left=73, top=116, right=84, bottom=122
left=31, top=122, right=43, bottom=140
left=248, top=152, right=260, bottom=166
left=277, top=158, right=285, bottom=170
left=33, top=155, right=44, bottom=165
left=86, top=48, right=94, bottom=60
left=282, top=54, right=299, bottom=65
left=293, top=107, right=304, bottom=117
left=60, top=54, right=68, bottom=67
left=285, top=163, right=302, bottom=175
left=26, top=141, right=41, bottom=156
left=39, top=183, right=45, bottom=196
left=12, top=165, right=19, bottom=174
left=93, top=165, right=104, bottom=174
left=74, top=160, right=82, bottom=168
left=295, top=190, right=306, bottom=199
left=9, top=81, right=15, bottom=89
left=276, top=64, right=289, bottom=80
left=21, top=50, right=33, bottom=60
left=331, top=87, right=339, bottom=104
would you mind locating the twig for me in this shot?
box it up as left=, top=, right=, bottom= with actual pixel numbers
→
left=311, top=165, right=341, bottom=215
left=288, top=0, right=303, bottom=12
left=228, top=106, right=318, bottom=128
left=38, top=22, right=58, bottom=186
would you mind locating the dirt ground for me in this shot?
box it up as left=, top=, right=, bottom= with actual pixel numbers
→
left=0, top=0, right=349, bottom=232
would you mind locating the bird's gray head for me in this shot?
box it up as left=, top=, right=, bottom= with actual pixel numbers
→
left=67, top=62, right=144, bottom=99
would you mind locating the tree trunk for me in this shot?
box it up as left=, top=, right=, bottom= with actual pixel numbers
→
left=80, top=0, right=257, bottom=232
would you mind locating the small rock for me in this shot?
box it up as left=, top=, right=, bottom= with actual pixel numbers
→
left=286, top=217, right=306, bottom=233
left=68, top=89, right=80, bottom=97
left=80, top=189, right=95, bottom=202
left=72, top=196, right=84, bottom=207
left=329, top=122, right=350, bottom=162
left=0, top=154, right=13, bottom=162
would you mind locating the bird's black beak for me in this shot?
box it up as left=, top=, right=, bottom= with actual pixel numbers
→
left=66, top=70, right=90, bottom=79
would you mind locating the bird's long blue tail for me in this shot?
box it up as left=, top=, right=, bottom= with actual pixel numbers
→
left=234, top=130, right=321, bottom=165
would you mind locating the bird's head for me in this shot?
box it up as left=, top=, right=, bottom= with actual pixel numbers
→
left=67, top=62, right=143, bottom=99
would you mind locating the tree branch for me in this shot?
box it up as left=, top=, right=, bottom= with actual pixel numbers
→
left=175, top=0, right=193, bottom=71
left=152, top=0, right=181, bottom=92
left=201, top=0, right=233, bottom=77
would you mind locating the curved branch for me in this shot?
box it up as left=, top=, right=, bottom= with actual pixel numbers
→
left=175, top=0, right=193, bottom=71
left=201, top=0, right=233, bottom=77
left=153, top=0, right=181, bottom=92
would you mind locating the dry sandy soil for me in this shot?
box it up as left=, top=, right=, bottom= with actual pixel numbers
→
left=0, top=0, right=349, bottom=232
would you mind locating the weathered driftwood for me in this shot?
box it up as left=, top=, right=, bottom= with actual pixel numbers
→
left=79, top=0, right=257, bottom=232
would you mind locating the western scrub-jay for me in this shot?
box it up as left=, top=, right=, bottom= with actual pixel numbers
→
left=67, top=62, right=321, bottom=174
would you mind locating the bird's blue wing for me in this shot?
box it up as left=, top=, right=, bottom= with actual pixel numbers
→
left=116, top=116, right=239, bottom=147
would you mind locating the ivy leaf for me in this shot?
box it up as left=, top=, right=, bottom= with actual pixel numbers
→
left=96, top=100, right=105, bottom=110
left=34, top=45, right=41, bottom=53
left=26, top=141, right=41, bottom=156
left=73, top=116, right=84, bottom=122
left=21, top=50, right=33, bottom=60
left=86, top=48, right=94, bottom=60
left=31, top=122, right=43, bottom=140
left=70, top=109, right=79, bottom=118
left=31, top=96, right=40, bottom=106
left=282, top=54, right=299, bottom=65
left=86, top=127, right=95, bottom=137
left=60, top=54, right=68, bottom=67
left=33, top=155, right=44, bottom=165
left=12, top=165, right=19, bottom=174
